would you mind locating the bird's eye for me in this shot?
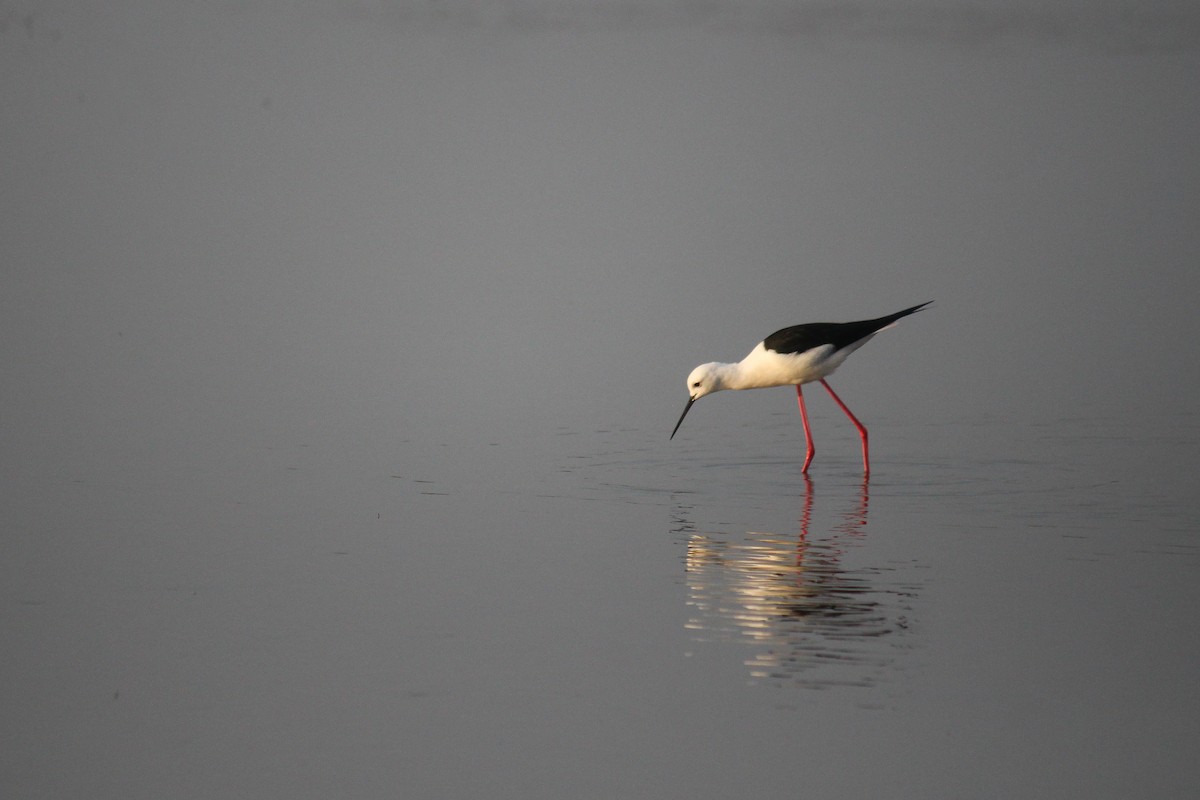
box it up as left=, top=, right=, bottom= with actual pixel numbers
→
left=692, top=382, right=701, bottom=388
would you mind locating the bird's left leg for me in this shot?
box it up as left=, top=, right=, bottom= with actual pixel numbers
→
left=819, top=379, right=869, bottom=474
left=795, top=385, right=816, bottom=473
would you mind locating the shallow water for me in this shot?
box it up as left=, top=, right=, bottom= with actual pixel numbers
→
left=7, top=412, right=1198, bottom=797
left=4, top=2, right=1200, bottom=798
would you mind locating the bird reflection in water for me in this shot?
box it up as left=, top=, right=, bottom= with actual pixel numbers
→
left=682, top=476, right=918, bottom=689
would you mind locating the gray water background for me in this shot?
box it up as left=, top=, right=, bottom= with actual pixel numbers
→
left=3, top=2, right=1199, bottom=797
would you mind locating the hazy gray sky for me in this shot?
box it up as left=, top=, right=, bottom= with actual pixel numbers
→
left=3, top=0, right=1198, bottom=441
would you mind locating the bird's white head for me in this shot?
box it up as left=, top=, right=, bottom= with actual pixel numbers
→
left=670, top=362, right=727, bottom=440
left=684, top=362, right=726, bottom=401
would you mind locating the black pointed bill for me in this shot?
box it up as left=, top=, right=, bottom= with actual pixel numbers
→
left=670, top=397, right=696, bottom=440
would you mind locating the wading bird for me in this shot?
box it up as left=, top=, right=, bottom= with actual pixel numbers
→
left=670, top=302, right=931, bottom=473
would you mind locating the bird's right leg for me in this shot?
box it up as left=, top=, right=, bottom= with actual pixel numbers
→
left=819, top=379, right=869, bottom=475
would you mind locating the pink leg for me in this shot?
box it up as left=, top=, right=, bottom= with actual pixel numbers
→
left=795, top=385, right=816, bottom=473
left=819, top=379, right=869, bottom=474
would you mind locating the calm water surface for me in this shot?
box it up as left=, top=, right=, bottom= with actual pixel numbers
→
left=9, top=411, right=1197, bottom=797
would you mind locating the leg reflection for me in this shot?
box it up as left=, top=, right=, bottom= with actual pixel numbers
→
left=683, top=475, right=918, bottom=689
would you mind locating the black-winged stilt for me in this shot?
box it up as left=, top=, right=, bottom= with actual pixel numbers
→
left=670, top=301, right=931, bottom=474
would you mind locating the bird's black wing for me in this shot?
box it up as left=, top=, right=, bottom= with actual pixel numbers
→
left=763, top=301, right=931, bottom=355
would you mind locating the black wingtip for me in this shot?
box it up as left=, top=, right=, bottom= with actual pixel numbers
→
left=885, top=301, right=933, bottom=325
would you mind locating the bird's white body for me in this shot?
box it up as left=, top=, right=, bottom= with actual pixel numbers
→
left=687, top=338, right=872, bottom=396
